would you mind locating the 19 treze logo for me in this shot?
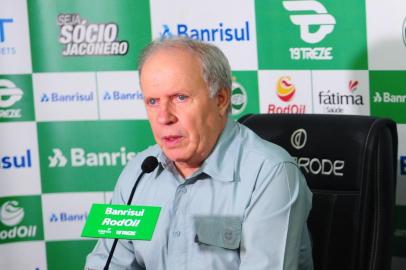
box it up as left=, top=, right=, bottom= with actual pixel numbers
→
left=283, top=0, right=335, bottom=60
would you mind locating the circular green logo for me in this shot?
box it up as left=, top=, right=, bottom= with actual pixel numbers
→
left=0, top=201, right=24, bottom=227
left=231, top=81, right=247, bottom=115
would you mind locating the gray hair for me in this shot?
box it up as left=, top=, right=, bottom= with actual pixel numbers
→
left=138, top=37, right=232, bottom=98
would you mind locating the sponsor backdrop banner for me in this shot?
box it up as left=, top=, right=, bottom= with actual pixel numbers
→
left=0, top=0, right=405, bottom=269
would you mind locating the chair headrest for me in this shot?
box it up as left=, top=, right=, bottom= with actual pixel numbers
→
left=239, top=114, right=397, bottom=191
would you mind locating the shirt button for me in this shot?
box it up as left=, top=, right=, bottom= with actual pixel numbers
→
left=179, top=187, right=187, bottom=193
left=173, top=231, right=181, bottom=237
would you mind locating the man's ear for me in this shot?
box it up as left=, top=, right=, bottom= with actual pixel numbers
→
left=216, top=88, right=231, bottom=116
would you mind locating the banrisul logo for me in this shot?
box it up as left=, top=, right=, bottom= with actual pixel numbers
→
left=57, top=13, right=129, bottom=56
left=0, top=149, right=32, bottom=170
left=231, top=80, right=247, bottom=115
left=318, top=80, right=364, bottom=113
left=0, top=196, right=43, bottom=244
left=160, top=21, right=250, bottom=42
left=269, top=76, right=305, bottom=114
left=40, top=91, right=94, bottom=103
left=0, top=79, right=23, bottom=118
left=370, top=71, right=406, bottom=123
left=48, top=147, right=135, bottom=168
left=373, top=91, right=406, bottom=104
left=38, top=121, right=155, bottom=192
left=103, top=90, right=143, bottom=101
left=283, top=0, right=335, bottom=60
left=49, top=211, right=88, bottom=223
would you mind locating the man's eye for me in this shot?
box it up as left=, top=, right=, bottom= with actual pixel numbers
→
left=147, top=98, right=157, bottom=106
left=175, top=95, right=188, bottom=102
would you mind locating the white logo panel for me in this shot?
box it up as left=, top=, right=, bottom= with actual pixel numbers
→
left=42, top=192, right=105, bottom=241
left=33, top=72, right=98, bottom=121
left=312, top=70, right=370, bottom=115
left=0, top=241, right=46, bottom=270
left=0, top=0, right=32, bottom=74
left=258, top=70, right=312, bottom=114
left=366, top=0, right=406, bottom=69
left=0, top=122, right=41, bottom=197
left=97, top=71, right=147, bottom=120
left=150, top=0, right=257, bottom=70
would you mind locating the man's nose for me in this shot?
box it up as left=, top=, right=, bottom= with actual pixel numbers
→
left=157, top=102, right=177, bottom=125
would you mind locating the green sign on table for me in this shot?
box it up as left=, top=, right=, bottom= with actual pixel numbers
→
left=81, top=204, right=161, bottom=240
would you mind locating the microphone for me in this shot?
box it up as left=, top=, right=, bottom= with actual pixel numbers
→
left=104, top=156, right=158, bottom=270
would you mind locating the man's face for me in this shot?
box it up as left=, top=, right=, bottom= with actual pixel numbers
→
left=140, top=48, right=229, bottom=176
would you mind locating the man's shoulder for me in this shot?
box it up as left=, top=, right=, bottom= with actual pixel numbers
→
left=236, top=122, right=295, bottom=167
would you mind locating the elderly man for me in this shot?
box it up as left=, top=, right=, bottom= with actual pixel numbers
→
left=85, top=37, right=313, bottom=270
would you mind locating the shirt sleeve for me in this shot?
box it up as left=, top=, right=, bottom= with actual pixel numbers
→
left=239, top=161, right=313, bottom=270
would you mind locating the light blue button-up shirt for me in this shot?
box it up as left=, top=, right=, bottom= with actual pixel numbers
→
left=85, top=118, right=313, bottom=270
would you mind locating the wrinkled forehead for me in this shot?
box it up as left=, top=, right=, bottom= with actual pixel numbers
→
left=140, top=45, right=203, bottom=75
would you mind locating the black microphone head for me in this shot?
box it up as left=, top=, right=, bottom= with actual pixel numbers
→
left=141, top=156, right=158, bottom=173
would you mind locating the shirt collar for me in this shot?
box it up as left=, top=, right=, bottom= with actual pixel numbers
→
left=156, top=117, right=240, bottom=182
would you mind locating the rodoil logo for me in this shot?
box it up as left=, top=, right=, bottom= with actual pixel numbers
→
left=268, top=76, right=306, bottom=114
left=283, top=0, right=335, bottom=60
left=48, top=147, right=136, bottom=168
left=0, top=200, right=37, bottom=241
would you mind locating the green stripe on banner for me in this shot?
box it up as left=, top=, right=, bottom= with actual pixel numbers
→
left=46, top=240, right=97, bottom=270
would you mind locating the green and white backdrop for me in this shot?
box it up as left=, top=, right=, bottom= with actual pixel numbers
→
left=1, top=0, right=406, bottom=269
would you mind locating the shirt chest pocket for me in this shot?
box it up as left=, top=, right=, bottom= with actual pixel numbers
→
left=194, top=216, right=242, bottom=250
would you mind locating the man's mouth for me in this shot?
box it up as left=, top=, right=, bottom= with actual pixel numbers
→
left=162, top=135, right=183, bottom=147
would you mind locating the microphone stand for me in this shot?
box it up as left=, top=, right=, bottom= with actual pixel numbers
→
left=103, top=170, right=146, bottom=270
left=103, top=156, right=158, bottom=270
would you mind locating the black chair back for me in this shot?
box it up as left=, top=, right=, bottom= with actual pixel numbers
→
left=239, top=114, right=398, bottom=270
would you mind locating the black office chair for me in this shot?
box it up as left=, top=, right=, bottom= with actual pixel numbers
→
left=239, top=114, right=398, bottom=270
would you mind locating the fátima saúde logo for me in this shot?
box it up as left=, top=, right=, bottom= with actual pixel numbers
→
left=0, top=200, right=38, bottom=243
left=283, top=0, right=335, bottom=60
left=231, top=80, right=247, bottom=115
left=0, top=79, right=23, bottom=118
left=57, top=13, right=129, bottom=56
left=268, top=76, right=305, bottom=114
left=317, top=80, right=364, bottom=113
